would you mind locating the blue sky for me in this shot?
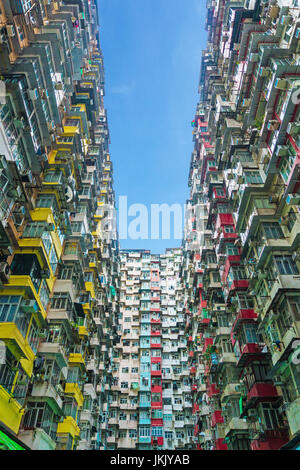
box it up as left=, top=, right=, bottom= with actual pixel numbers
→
left=98, top=0, right=207, bottom=253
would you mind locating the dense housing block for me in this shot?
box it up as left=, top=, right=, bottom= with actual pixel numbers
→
left=0, top=0, right=120, bottom=450
left=181, top=0, right=300, bottom=452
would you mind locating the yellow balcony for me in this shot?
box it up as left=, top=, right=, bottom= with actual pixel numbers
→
left=68, top=353, right=86, bottom=370
left=85, top=281, right=95, bottom=299
left=0, top=386, right=25, bottom=434
left=64, top=383, right=84, bottom=407
left=17, top=239, right=51, bottom=276
left=78, top=325, right=88, bottom=337
left=6, top=276, right=47, bottom=321
left=57, top=416, right=80, bottom=439
left=0, top=323, right=35, bottom=376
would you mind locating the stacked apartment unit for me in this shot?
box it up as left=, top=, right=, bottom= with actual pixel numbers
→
left=0, top=0, right=120, bottom=451
left=182, top=0, right=300, bottom=452
left=110, top=248, right=193, bottom=450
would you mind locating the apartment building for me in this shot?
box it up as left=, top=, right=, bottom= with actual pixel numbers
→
left=110, top=249, right=194, bottom=450
left=182, top=0, right=300, bottom=452
left=0, top=0, right=119, bottom=450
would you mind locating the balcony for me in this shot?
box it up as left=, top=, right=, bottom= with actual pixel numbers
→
left=247, top=382, right=278, bottom=403
left=250, top=428, right=289, bottom=451
left=57, top=416, right=80, bottom=439
left=237, top=343, right=266, bottom=368
left=31, top=382, right=63, bottom=410
left=0, top=385, right=25, bottom=434
left=211, top=410, right=224, bottom=427
left=64, top=383, right=84, bottom=407
left=0, top=323, right=35, bottom=376
left=231, top=309, right=257, bottom=334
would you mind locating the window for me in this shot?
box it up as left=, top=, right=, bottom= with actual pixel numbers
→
left=260, top=403, right=282, bottom=430
left=23, top=222, right=46, bottom=238
left=244, top=324, right=258, bottom=344
left=224, top=225, right=235, bottom=233
left=152, top=427, right=163, bottom=436
left=237, top=295, right=254, bottom=310
left=287, top=209, right=297, bottom=232
left=27, top=318, right=39, bottom=353
left=262, top=222, right=284, bottom=239
left=139, top=426, right=150, bottom=437
left=0, top=295, right=29, bottom=338
left=226, top=244, right=239, bottom=255
left=274, top=255, right=298, bottom=275
left=244, top=171, right=263, bottom=184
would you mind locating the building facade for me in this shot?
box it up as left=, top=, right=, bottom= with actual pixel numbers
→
left=109, top=248, right=194, bottom=450
left=182, top=0, right=300, bottom=452
left=0, top=0, right=120, bottom=451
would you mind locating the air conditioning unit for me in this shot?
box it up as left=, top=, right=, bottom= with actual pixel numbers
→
left=275, top=78, right=288, bottom=90
left=0, top=262, right=10, bottom=284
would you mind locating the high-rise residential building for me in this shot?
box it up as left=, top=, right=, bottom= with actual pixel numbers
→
left=110, top=248, right=193, bottom=450
left=1, top=0, right=300, bottom=453
left=182, top=0, right=300, bottom=452
left=0, top=0, right=119, bottom=451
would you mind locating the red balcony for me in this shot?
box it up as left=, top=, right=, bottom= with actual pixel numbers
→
left=150, top=343, right=161, bottom=348
left=151, top=419, right=163, bottom=426
left=222, top=255, right=241, bottom=281
left=232, top=309, right=258, bottom=334
left=151, top=370, right=162, bottom=377
left=203, top=338, right=213, bottom=353
left=247, top=382, right=278, bottom=402
left=151, top=401, right=163, bottom=409
left=215, top=438, right=228, bottom=451
left=188, top=336, right=193, bottom=343
left=151, top=436, right=164, bottom=446
left=151, top=357, right=161, bottom=364
left=250, top=429, right=289, bottom=451
left=192, top=403, right=199, bottom=414
left=211, top=410, right=224, bottom=427
left=190, top=367, right=196, bottom=375
left=151, top=385, right=162, bottom=394
left=151, top=330, right=161, bottom=336
left=207, top=383, right=220, bottom=397
left=216, top=213, right=235, bottom=229
left=191, top=384, right=197, bottom=392
left=237, top=342, right=265, bottom=367
left=194, top=424, right=199, bottom=436
left=228, top=279, right=249, bottom=292
left=150, top=318, right=161, bottom=324
left=189, top=350, right=194, bottom=358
